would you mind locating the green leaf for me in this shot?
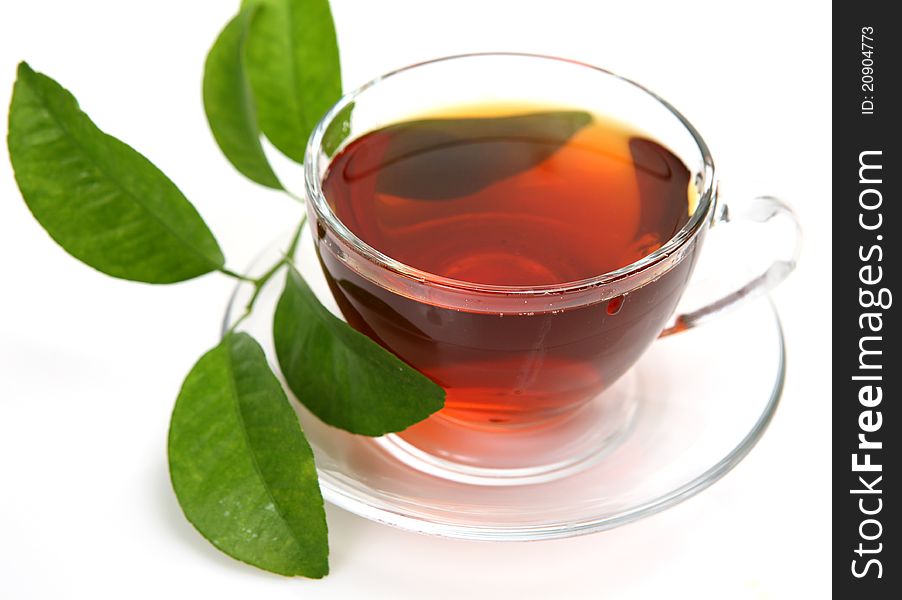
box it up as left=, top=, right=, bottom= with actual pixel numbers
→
left=241, top=0, right=342, bottom=162
left=320, top=101, right=353, bottom=158
left=273, top=266, right=445, bottom=436
left=7, top=62, right=224, bottom=283
left=168, top=332, right=328, bottom=578
left=203, top=9, right=282, bottom=189
left=372, top=111, right=593, bottom=201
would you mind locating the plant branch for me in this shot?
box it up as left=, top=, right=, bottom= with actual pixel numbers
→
left=227, top=214, right=309, bottom=333
left=285, top=190, right=306, bottom=204
left=219, top=267, right=256, bottom=282
left=284, top=213, right=308, bottom=262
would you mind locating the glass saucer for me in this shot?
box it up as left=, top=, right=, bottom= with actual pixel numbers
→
left=223, top=231, right=784, bottom=541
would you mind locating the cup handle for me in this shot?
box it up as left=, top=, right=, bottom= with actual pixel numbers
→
left=660, top=193, right=802, bottom=337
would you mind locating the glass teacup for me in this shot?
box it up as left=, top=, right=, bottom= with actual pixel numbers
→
left=304, top=53, right=800, bottom=480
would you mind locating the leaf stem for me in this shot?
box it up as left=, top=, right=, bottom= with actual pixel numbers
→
left=284, top=213, right=307, bottom=262
left=219, top=268, right=256, bottom=282
left=227, top=214, right=309, bottom=334
left=285, top=190, right=306, bottom=204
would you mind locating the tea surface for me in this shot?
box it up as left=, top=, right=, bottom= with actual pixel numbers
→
left=323, top=107, right=694, bottom=286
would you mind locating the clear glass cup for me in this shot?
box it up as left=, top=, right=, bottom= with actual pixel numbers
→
left=303, top=53, right=800, bottom=479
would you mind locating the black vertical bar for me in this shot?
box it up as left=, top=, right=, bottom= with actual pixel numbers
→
left=834, top=2, right=897, bottom=596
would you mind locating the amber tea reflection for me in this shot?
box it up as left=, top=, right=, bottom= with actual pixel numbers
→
left=316, top=105, right=701, bottom=427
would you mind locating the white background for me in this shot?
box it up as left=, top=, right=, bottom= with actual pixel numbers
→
left=0, top=1, right=830, bottom=598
